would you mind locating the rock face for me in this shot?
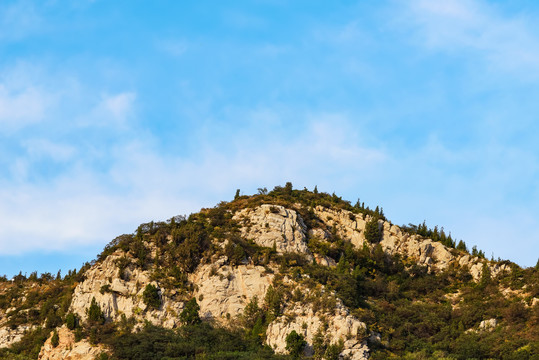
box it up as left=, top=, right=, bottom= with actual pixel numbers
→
left=313, top=206, right=367, bottom=248
left=266, top=301, right=368, bottom=360
left=38, top=325, right=108, bottom=360
left=190, top=258, right=274, bottom=321
left=70, top=251, right=184, bottom=328
left=312, top=206, right=510, bottom=281
left=0, top=324, right=33, bottom=349
left=234, top=205, right=312, bottom=258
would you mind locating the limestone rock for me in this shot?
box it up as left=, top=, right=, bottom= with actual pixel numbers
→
left=310, top=206, right=510, bottom=282
left=69, top=251, right=184, bottom=328
left=38, top=325, right=108, bottom=360
left=190, top=259, right=274, bottom=321
left=266, top=302, right=368, bottom=360
left=479, top=318, right=497, bottom=331
left=234, top=205, right=312, bottom=258
left=0, top=324, right=33, bottom=349
left=313, top=206, right=366, bottom=248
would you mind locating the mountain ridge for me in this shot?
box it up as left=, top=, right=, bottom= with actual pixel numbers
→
left=1, top=184, right=538, bottom=359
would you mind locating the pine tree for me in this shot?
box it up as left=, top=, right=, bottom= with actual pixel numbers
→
left=364, top=218, right=382, bottom=243
left=234, top=189, right=240, bottom=200
left=180, top=298, right=201, bottom=325
left=51, top=329, right=59, bottom=347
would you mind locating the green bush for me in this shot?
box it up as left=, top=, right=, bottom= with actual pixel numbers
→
left=179, top=298, right=200, bottom=325
left=285, top=330, right=306, bottom=359
left=50, top=330, right=59, bottom=348
left=87, top=297, right=105, bottom=324
left=364, top=218, right=382, bottom=243
left=142, top=284, right=161, bottom=309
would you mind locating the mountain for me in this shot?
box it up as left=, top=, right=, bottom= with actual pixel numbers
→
left=0, top=184, right=538, bottom=359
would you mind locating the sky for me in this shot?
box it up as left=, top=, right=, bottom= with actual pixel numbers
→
left=1, top=0, right=539, bottom=278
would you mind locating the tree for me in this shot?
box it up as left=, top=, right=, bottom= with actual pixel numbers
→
left=364, top=218, right=382, bottom=243
left=456, top=240, right=468, bottom=252
left=264, top=285, right=282, bottom=320
left=180, top=298, right=200, bottom=325
left=51, top=329, right=59, bottom=348
left=284, top=182, right=293, bottom=195
left=65, top=313, right=78, bottom=330
left=285, top=330, right=306, bottom=359
left=143, top=284, right=161, bottom=309
left=479, top=262, right=491, bottom=289
left=234, top=189, right=240, bottom=200
left=87, top=297, right=105, bottom=324
left=313, top=185, right=318, bottom=194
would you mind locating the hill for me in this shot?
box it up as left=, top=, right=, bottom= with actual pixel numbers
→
left=0, top=184, right=538, bottom=359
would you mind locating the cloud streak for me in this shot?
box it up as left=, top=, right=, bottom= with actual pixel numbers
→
left=401, top=0, right=539, bottom=78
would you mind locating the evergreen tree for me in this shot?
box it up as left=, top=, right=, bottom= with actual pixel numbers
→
left=180, top=298, right=201, bottom=325
left=313, top=185, right=318, bottom=194
left=51, top=329, right=59, bottom=348
left=143, top=284, right=161, bottom=309
left=456, top=240, right=468, bottom=252
left=285, top=330, right=306, bottom=359
left=364, top=218, right=382, bottom=243
left=284, top=182, right=293, bottom=195
left=234, top=189, right=240, bottom=200
left=87, top=297, right=105, bottom=324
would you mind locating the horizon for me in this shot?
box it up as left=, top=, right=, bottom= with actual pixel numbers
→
left=1, top=0, right=539, bottom=277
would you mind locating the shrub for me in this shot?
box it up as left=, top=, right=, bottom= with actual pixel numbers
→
left=285, top=330, right=306, bottom=359
left=142, top=284, right=161, bottom=309
left=87, top=297, right=105, bottom=324
left=364, top=218, right=382, bottom=243
left=51, top=329, right=59, bottom=348
left=180, top=298, right=200, bottom=325
left=65, top=313, right=78, bottom=330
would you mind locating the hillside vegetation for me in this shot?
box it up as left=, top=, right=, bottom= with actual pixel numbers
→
left=0, top=184, right=538, bottom=359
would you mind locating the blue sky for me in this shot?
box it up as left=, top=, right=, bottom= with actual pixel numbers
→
left=1, top=0, right=539, bottom=278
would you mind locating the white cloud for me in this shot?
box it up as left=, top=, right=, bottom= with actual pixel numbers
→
left=0, top=85, right=49, bottom=130
left=0, top=112, right=387, bottom=255
left=23, top=139, right=77, bottom=162
left=401, top=0, right=539, bottom=77
left=78, top=92, right=137, bottom=128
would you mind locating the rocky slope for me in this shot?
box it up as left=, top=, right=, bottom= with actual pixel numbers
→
left=0, top=187, right=537, bottom=360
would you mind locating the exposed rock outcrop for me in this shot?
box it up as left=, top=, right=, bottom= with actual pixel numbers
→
left=69, top=251, right=184, bottom=328
left=38, top=325, right=108, bottom=360
left=190, top=258, right=274, bottom=322
left=266, top=301, right=368, bottom=359
left=0, top=324, right=33, bottom=349
left=234, top=205, right=312, bottom=258
left=312, top=206, right=510, bottom=281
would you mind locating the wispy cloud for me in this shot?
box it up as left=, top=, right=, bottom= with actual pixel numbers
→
left=0, top=85, right=50, bottom=131
left=0, top=111, right=386, bottom=255
left=400, top=0, right=539, bottom=77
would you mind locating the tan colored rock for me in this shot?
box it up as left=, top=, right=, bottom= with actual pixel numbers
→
left=313, top=206, right=366, bottom=248
left=0, top=324, right=33, bottom=348
left=234, top=205, right=312, bottom=258
left=190, top=259, right=274, bottom=321
left=69, top=251, right=184, bottom=328
left=38, top=325, right=108, bottom=360
left=314, top=254, right=337, bottom=267
left=266, top=302, right=368, bottom=359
